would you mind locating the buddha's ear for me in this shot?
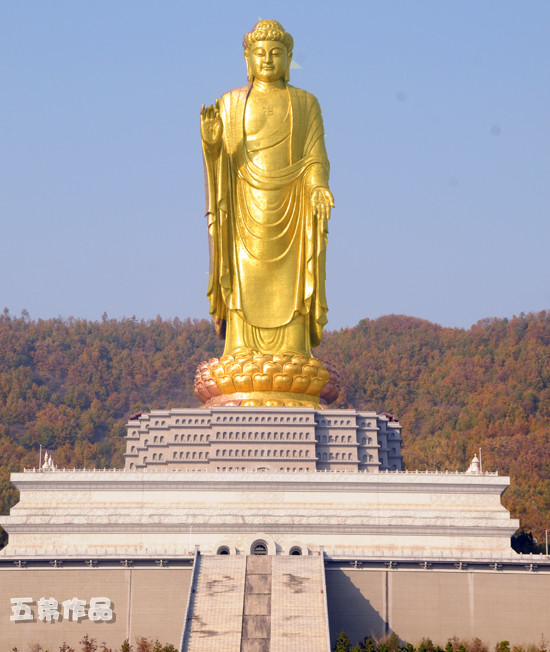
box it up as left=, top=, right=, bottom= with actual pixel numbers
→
left=284, top=54, right=292, bottom=82
left=245, top=55, right=253, bottom=83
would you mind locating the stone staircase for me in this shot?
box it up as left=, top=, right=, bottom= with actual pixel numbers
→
left=242, top=555, right=271, bottom=651
left=182, top=554, right=330, bottom=652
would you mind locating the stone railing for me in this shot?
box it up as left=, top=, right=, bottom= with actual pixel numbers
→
left=21, top=467, right=499, bottom=476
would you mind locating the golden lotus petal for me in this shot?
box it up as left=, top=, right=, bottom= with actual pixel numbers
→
left=320, top=380, right=339, bottom=403
left=234, top=374, right=253, bottom=392
left=283, top=362, right=301, bottom=378
left=272, top=373, right=292, bottom=392
left=263, top=362, right=283, bottom=376
left=225, top=363, right=242, bottom=376
left=273, top=353, right=292, bottom=364
left=302, top=364, right=318, bottom=377
left=211, top=365, right=225, bottom=379
left=291, top=354, right=308, bottom=366
left=218, top=375, right=236, bottom=394
left=291, top=374, right=310, bottom=393
left=317, top=367, right=331, bottom=382
left=306, top=377, right=326, bottom=396
left=252, top=373, right=272, bottom=391
left=194, top=383, right=209, bottom=402
left=242, top=399, right=261, bottom=407
left=253, top=354, right=272, bottom=364
left=243, top=362, right=261, bottom=376
left=204, top=378, right=222, bottom=397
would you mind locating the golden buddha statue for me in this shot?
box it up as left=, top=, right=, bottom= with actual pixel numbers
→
left=195, top=20, right=339, bottom=408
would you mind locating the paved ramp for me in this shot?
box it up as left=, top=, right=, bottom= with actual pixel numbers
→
left=271, top=555, right=331, bottom=652
left=182, top=554, right=330, bottom=652
left=183, top=555, right=247, bottom=650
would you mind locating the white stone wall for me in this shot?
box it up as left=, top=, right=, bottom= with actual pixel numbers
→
left=0, top=469, right=518, bottom=559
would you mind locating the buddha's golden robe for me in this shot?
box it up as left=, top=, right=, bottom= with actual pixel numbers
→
left=203, top=83, right=330, bottom=356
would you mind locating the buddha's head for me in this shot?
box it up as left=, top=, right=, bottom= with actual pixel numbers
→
left=243, top=20, right=293, bottom=83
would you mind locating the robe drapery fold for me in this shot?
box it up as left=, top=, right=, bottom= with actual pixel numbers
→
left=203, top=84, right=330, bottom=354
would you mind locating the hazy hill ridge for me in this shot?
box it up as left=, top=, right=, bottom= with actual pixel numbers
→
left=1, top=309, right=549, bottom=542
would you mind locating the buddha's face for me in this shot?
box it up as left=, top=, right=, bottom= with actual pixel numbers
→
left=247, top=40, right=289, bottom=82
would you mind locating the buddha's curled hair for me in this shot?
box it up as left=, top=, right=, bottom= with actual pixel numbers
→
left=242, top=19, right=294, bottom=57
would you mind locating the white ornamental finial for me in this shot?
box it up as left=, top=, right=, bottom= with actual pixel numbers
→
left=41, top=452, right=55, bottom=472
left=466, top=454, right=481, bottom=474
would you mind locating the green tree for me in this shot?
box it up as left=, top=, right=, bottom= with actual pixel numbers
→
left=152, top=643, right=177, bottom=652
left=495, top=643, right=511, bottom=652
left=418, top=640, right=435, bottom=652
left=362, top=637, right=377, bottom=652
left=335, top=630, right=352, bottom=652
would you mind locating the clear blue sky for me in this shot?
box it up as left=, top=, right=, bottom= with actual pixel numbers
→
left=2, top=1, right=549, bottom=330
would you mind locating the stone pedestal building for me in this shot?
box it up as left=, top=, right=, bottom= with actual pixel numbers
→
left=123, top=407, right=403, bottom=473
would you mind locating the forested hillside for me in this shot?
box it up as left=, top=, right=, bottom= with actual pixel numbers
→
left=1, top=308, right=549, bottom=546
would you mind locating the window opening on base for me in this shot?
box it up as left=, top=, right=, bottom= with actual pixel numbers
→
left=251, top=541, right=268, bottom=556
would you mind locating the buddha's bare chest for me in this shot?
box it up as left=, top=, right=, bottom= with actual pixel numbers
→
left=244, top=90, right=289, bottom=137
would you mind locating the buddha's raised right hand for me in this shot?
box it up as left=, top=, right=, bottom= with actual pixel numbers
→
left=200, top=99, right=223, bottom=152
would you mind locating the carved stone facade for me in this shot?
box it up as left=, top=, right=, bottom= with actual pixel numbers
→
left=0, top=469, right=518, bottom=559
left=123, top=407, right=403, bottom=473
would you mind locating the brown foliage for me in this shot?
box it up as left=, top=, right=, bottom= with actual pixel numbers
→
left=320, top=311, right=550, bottom=539
left=0, top=310, right=549, bottom=543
